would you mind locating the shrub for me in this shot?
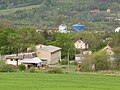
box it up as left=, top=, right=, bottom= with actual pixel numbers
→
left=0, top=60, right=15, bottom=72
left=47, top=68, right=63, bottom=74
left=18, top=64, right=26, bottom=71
left=60, top=59, right=68, bottom=65
left=28, top=67, right=36, bottom=73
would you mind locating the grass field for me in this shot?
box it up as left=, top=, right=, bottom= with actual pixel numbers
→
left=0, top=72, right=120, bottom=90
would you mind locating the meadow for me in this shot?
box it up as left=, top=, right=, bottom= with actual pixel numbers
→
left=0, top=72, right=120, bottom=90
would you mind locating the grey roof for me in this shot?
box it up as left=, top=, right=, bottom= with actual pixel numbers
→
left=40, top=45, right=61, bottom=53
left=21, top=57, right=42, bottom=64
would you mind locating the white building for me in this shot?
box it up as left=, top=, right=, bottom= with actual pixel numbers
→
left=115, top=27, right=120, bottom=33
left=4, top=52, right=36, bottom=66
left=59, top=24, right=67, bottom=33
left=74, top=38, right=88, bottom=50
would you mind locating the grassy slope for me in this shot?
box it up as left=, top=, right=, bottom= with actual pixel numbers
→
left=0, top=72, right=120, bottom=90
left=0, top=4, right=41, bottom=15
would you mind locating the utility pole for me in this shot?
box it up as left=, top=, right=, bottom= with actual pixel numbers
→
left=67, top=49, right=70, bottom=73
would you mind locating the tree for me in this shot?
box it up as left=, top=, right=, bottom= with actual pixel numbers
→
left=8, top=26, right=45, bottom=53
left=52, top=33, right=75, bottom=59
left=0, top=28, right=15, bottom=55
left=88, top=50, right=108, bottom=71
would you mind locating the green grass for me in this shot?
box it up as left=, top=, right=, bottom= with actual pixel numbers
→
left=0, top=4, right=41, bottom=15
left=0, top=72, right=120, bottom=90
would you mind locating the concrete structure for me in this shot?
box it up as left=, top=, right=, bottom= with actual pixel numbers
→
left=74, top=38, right=88, bottom=50
left=75, top=54, right=88, bottom=63
left=115, top=27, right=120, bottom=33
left=59, top=24, right=67, bottom=33
left=36, top=45, right=61, bottom=64
left=72, top=24, right=85, bottom=32
left=4, top=52, right=36, bottom=66
left=21, top=57, right=42, bottom=68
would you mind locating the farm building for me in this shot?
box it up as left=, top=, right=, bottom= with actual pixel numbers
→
left=4, top=52, right=37, bottom=66
left=36, top=45, right=61, bottom=64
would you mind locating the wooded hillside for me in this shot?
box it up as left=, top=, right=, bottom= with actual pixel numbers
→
left=0, top=0, right=120, bottom=30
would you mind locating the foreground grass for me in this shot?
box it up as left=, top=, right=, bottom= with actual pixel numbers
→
left=0, top=72, right=120, bottom=90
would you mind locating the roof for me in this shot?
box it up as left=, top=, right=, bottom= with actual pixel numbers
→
left=39, top=45, right=61, bottom=53
left=76, top=38, right=88, bottom=44
left=21, top=57, right=42, bottom=64
left=5, top=52, right=36, bottom=59
left=102, top=45, right=112, bottom=51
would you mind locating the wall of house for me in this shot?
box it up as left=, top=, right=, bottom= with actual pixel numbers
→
left=36, top=50, right=51, bottom=64
left=74, top=41, right=88, bottom=49
left=51, top=50, right=61, bottom=64
left=36, top=50, right=61, bottom=64
left=6, top=59, right=21, bottom=65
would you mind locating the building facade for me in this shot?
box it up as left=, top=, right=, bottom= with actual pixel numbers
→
left=36, top=45, right=61, bottom=64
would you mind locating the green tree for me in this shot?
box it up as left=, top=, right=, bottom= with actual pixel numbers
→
left=53, top=33, right=75, bottom=59
left=8, top=26, right=45, bottom=53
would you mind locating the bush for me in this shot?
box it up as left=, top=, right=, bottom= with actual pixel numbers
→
left=18, top=64, right=26, bottom=71
left=28, top=67, right=36, bottom=73
left=0, top=60, right=15, bottom=72
left=60, top=59, right=68, bottom=65
left=47, top=68, right=63, bottom=74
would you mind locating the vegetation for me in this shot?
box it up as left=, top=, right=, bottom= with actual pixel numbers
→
left=28, top=67, right=36, bottom=73
left=0, top=60, right=15, bottom=72
left=0, top=72, right=120, bottom=90
left=18, top=64, right=26, bottom=71
left=60, top=59, right=68, bottom=65
left=0, top=0, right=119, bottom=30
left=47, top=68, right=63, bottom=74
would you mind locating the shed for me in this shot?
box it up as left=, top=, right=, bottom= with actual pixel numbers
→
left=21, top=57, right=42, bottom=68
left=36, top=45, right=61, bottom=64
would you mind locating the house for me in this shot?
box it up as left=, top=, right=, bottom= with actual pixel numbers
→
left=74, top=38, right=88, bottom=50
left=89, top=9, right=99, bottom=13
left=36, top=45, right=61, bottom=64
left=4, top=52, right=36, bottom=66
left=102, top=45, right=114, bottom=55
left=102, top=45, right=115, bottom=68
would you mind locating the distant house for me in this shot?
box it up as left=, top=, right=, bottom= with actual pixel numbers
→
left=102, top=45, right=114, bottom=55
left=102, top=45, right=115, bottom=68
left=74, top=38, right=88, bottom=50
left=36, top=45, right=61, bottom=64
left=4, top=52, right=36, bottom=66
left=89, top=9, right=99, bottom=13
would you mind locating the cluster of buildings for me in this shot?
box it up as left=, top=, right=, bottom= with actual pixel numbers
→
left=4, top=45, right=61, bottom=68
left=3, top=36, right=116, bottom=69
left=2, top=22, right=119, bottom=69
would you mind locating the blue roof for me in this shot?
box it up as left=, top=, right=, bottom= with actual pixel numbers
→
left=72, top=24, right=85, bottom=32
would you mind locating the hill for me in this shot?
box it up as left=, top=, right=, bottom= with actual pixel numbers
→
left=0, top=0, right=120, bottom=31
